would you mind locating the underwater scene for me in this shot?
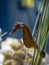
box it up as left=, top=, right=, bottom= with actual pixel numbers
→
left=0, top=0, right=49, bottom=65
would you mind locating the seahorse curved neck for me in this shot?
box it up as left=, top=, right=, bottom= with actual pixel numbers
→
left=23, top=25, right=32, bottom=39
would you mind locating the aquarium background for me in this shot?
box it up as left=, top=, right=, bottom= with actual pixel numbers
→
left=0, top=0, right=49, bottom=54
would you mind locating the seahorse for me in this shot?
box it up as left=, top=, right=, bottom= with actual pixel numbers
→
left=10, top=22, right=38, bottom=48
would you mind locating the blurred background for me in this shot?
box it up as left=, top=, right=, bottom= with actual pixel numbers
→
left=0, top=0, right=49, bottom=54
left=0, top=0, right=43, bottom=38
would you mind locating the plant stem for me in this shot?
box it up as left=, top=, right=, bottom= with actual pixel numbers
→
left=32, top=0, right=49, bottom=65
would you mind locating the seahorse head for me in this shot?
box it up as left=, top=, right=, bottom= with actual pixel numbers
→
left=10, top=22, right=24, bottom=34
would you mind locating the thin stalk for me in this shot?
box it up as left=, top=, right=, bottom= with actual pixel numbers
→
left=32, top=0, right=49, bottom=65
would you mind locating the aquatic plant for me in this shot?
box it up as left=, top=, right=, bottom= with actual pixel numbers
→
left=32, top=0, right=49, bottom=65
